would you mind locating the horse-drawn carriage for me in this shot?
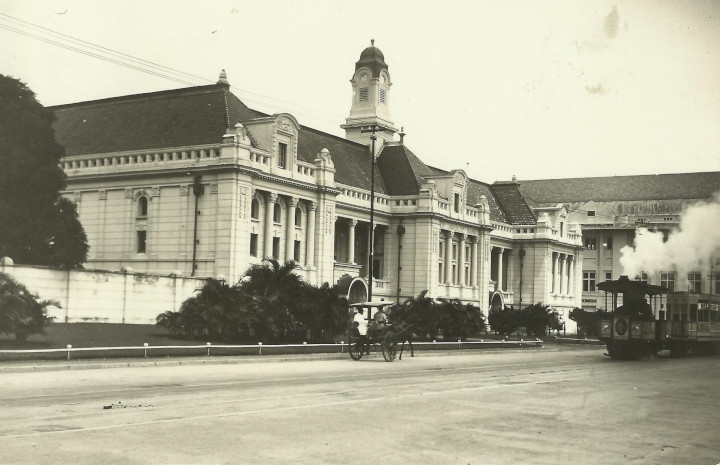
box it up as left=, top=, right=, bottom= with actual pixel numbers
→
left=348, top=301, right=414, bottom=362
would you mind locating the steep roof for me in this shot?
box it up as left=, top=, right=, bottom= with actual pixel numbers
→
left=50, top=84, right=263, bottom=156
left=489, top=182, right=537, bottom=225
left=377, top=144, right=434, bottom=195
left=50, top=83, right=386, bottom=193
left=519, top=172, right=720, bottom=204
left=297, top=126, right=386, bottom=194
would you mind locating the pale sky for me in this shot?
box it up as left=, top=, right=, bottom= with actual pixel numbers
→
left=1, top=0, right=718, bottom=183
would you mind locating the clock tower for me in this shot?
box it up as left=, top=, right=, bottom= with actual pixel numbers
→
left=342, top=40, right=396, bottom=153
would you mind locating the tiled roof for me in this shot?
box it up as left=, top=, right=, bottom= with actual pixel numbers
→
left=51, top=84, right=387, bottom=193
left=50, top=84, right=263, bottom=156
left=297, top=126, right=386, bottom=194
left=490, top=183, right=537, bottom=225
left=519, top=172, right=720, bottom=204
left=377, top=145, right=434, bottom=195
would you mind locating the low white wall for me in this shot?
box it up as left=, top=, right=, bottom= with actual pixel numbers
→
left=0, top=263, right=206, bottom=324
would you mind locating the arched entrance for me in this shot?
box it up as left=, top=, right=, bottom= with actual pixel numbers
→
left=490, top=292, right=505, bottom=312
left=347, top=277, right=368, bottom=304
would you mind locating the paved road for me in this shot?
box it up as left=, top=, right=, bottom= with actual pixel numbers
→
left=1, top=347, right=718, bottom=465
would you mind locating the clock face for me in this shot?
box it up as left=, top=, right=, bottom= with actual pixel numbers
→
left=360, top=74, right=368, bottom=81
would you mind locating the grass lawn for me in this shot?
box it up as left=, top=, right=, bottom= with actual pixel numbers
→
left=0, top=323, right=198, bottom=350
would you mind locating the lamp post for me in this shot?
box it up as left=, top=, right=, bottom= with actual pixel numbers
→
left=360, top=125, right=379, bottom=309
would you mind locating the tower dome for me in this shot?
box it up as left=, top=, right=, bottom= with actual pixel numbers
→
left=355, top=39, right=388, bottom=78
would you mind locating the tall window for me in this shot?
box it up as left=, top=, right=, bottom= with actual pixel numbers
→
left=605, top=237, right=613, bottom=250
left=640, top=272, right=648, bottom=284
left=379, top=88, right=386, bottom=103
left=438, top=239, right=444, bottom=284
left=294, top=240, right=301, bottom=262
left=688, top=272, right=702, bottom=293
left=295, top=208, right=302, bottom=227
left=273, top=204, right=282, bottom=223
left=136, top=230, right=147, bottom=254
left=249, top=233, right=258, bottom=257
left=454, top=193, right=460, bottom=213
left=251, top=198, right=260, bottom=220
left=272, top=237, right=280, bottom=259
left=583, top=271, right=596, bottom=292
left=137, top=196, right=148, bottom=217
left=278, top=143, right=287, bottom=169
left=661, top=272, right=675, bottom=292
left=584, top=237, right=597, bottom=250
left=359, top=87, right=368, bottom=102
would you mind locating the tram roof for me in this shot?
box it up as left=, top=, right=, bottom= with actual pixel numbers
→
left=597, top=276, right=668, bottom=296
left=349, top=301, right=395, bottom=309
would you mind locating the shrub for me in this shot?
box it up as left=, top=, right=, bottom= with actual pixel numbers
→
left=0, top=272, right=57, bottom=342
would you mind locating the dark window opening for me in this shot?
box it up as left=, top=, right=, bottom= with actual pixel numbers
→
left=137, top=230, right=147, bottom=254
left=278, top=143, right=287, bottom=169
left=294, top=240, right=301, bottom=262
left=251, top=199, right=260, bottom=219
left=272, top=237, right=280, bottom=259
left=295, top=208, right=302, bottom=227
left=454, top=193, right=460, bottom=213
left=273, top=204, right=281, bottom=223
left=137, top=196, right=148, bottom=217
left=250, top=234, right=258, bottom=257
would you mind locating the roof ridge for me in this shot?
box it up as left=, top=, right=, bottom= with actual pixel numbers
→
left=49, top=84, right=225, bottom=110
left=298, top=124, right=368, bottom=149
left=521, top=171, right=720, bottom=183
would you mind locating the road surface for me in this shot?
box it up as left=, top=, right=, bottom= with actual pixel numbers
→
left=1, top=346, right=718, bottom=464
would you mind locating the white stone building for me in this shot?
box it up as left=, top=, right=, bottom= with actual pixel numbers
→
left=51, top=43, right=584, bottom=324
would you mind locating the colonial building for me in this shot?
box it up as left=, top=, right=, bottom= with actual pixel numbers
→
left=51, top=43, right=584, bottom=324
left=519, top=172, right=720, bottom=312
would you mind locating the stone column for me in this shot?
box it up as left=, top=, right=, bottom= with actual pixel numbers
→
left=497, top=247, right=504, bottom=292
left=306, top=202, right=316, bottom=268
left=568, top=255, right=575, bottom=296
left=348, top=219, right=357, bottom=263
left=264, top=192, right=277, bottom=259
left=559, top=253, right=566, bottom=295
left=552, top=252, right=559, bottom=295
left=286, top=197, right=297, bottom=262
left=564, top=255, right=571, bottom=295
left=458, top=234, right=466, bottom=287
left=470, top=237, right=478, bottom=288
left=445, top=231, right=453, bottom=285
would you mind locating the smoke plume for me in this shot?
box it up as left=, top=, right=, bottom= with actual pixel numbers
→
left=620, top=192, right=720, bottom=278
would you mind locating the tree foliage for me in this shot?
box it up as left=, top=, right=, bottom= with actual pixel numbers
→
left=0, top=74, right=88, bottom=268
left=156, top=259, right=349, bottom=344
left=0, top=272, right=57, bottom=342
left=569, top=307, right=607, bottom=337
left=387, top=291, right=486, bottom=341
left=489, top=303, right=564, bottom=337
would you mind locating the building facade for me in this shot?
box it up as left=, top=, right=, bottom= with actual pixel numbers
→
left=519, top=173, right=720, bottom=313
left=51, top=43, right=583, bottom=325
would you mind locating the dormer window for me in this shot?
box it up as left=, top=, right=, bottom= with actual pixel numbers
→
left=278, top=143, right=287, bottom=169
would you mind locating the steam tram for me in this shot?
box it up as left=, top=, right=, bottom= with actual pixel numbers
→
left=597, top=276, right=720, bottom=359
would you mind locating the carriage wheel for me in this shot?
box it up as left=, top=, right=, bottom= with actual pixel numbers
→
left=382, top=341, right=397, bottom=362
left=349, top=337, right=364, bottom=360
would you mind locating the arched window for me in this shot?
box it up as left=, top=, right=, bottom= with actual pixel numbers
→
left=137, top=196, right=148, bottom=217
left=273, top=203, right=282, bottom=223
left=251, top=198, right=260, bottom=219
left=295, top=208, right=302, bottom=227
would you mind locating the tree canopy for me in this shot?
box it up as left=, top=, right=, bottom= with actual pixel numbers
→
left=0, top=74, right=88, bottom=268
